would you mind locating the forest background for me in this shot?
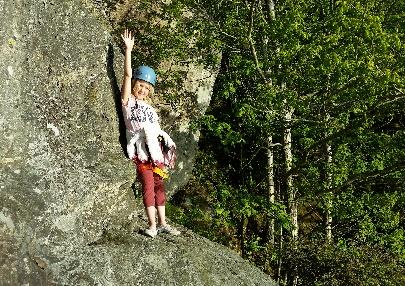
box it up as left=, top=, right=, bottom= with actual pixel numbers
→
left=111, top=0, right=405, bottom=285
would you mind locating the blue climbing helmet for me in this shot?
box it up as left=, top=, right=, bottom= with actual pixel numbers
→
left=132, top=65, right=157, bottom=86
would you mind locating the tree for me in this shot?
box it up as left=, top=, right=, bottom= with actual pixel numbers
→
left=167, top=0, right=405, bottom=284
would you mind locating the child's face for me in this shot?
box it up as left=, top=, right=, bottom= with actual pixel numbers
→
left=133, top=80, right=152, bottom=100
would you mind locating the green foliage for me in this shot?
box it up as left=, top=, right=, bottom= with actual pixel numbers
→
left=171, top=150, right=291, bottom=252
left=165, top=0, right=405, bottom=284
left=334, top=190, right=405, bottom=260
left=198, top=115, right=244, bottom=146
left=111, top=0, right=221, bottom=106
left=284, top=240, right=405, bottom=286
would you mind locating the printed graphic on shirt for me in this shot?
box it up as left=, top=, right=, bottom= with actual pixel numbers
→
left=130, top=103, right=156, bottom=124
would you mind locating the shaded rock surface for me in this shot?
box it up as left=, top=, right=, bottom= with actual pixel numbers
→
left=0, top=0, right=276, bottom=285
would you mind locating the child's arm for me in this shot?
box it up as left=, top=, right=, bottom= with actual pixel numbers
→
left=121, top=29, right=134, bottom=106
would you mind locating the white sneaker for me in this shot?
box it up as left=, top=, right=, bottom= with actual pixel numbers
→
left=157, top=224, right=180, bottom=236
left=144, top=227, right=157, bottom=238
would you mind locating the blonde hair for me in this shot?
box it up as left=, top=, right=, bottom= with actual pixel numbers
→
left=131, top=79, right=154, bottom=97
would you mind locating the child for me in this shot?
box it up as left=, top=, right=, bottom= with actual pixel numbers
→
left=121, top=29, right=179, bottom=238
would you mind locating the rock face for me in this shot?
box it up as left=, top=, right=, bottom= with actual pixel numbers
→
left=0, top=0, right=276, bottom=285
left=86, top=0, right=221, bottom=195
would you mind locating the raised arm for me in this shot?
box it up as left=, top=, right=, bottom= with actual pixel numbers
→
left=121, top=29, right=134, bottom=105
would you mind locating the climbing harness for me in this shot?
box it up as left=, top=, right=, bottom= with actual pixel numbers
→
left=137, top=162, right=169, bottom=179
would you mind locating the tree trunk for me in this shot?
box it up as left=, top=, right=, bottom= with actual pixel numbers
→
left=283, top=99, right=297, bottom=240
left=325, top=141, right=333, bottom=243
left=239, top=215, right=248, bottom=258
left=277, top=224, right=283, bottom=284
left=267, top=136, right=275, bottom=245
left=263, top=0, right=278, bottom=276
left=325, top=0, right=335, bottom=246
left=324, top=73, right=333, bottom=243
left=264, top=0, right=276, bottom=22
left=283, top=97, right=298, bottom=286
left=265, top=135, right=276, bottom=274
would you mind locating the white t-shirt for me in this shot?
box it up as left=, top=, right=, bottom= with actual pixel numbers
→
left=122, top=96, right=176, bottom=167
left=122, top=96, right=160, bottom=134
